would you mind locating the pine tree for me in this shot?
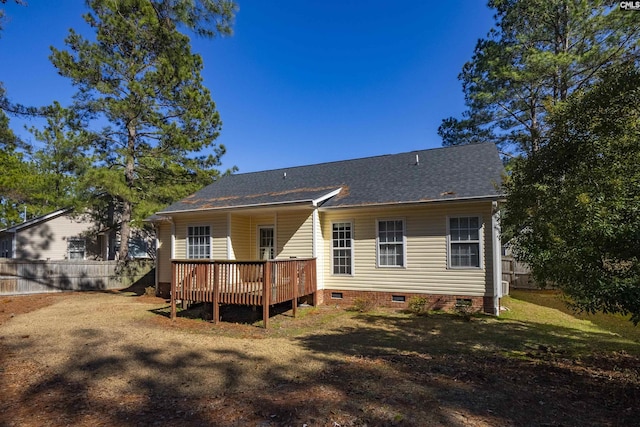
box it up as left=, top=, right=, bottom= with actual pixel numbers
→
left=439, top=1, right=640, bottom=157
left=50, top=0, right=236, bottom=259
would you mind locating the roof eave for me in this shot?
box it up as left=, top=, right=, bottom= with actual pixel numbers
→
left=318, top=194, right=505, bottom=210
left=157, top=199, right=317, bottom=216
left=0, top=207, right=73, bottom=233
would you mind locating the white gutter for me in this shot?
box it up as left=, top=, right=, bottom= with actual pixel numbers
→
left=158, top=199, right=316, bottom=215
left=312, top=188, right=342, bottom=206
left=318, top=194, right=505, bottom=211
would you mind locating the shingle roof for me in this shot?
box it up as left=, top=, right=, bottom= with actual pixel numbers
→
left=158, top=143, right=504, bottom=214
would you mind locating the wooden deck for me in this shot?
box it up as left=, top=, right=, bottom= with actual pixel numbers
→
left=171, top=258, right=317, bottom=328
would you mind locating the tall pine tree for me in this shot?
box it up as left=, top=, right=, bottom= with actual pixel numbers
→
left=439, top=1, right=640, bottom=156
left=50, top=0, right=235, bottom=259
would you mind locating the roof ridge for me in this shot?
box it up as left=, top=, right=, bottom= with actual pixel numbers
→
left=225, top=142, right=496, bottom=177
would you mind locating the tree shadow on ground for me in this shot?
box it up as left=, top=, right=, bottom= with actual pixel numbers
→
left=2, top=305, right=639, bottom=427
left=293, top=312, right=640, bottom=426
left=149, top=301, right=296, bottom=325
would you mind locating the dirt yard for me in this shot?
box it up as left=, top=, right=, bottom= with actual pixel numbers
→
left=1, top=291, right=638, bottom=426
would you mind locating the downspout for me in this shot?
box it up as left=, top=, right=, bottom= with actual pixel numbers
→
left=154, top=223, right=160, bottom=294
left=491, top=201, right=502, bottom=315
left=311, top=209, right=318, bottom=258
left=170, top=218, right=176, bottom=259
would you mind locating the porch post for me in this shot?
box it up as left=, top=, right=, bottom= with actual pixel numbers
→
left=170, top=261, right=177, bottom=320
left=292, top=261, right=298, bottom=318
left=213, top=262, right=220, bottom=324
left=263, top=261, right=271, bottom=328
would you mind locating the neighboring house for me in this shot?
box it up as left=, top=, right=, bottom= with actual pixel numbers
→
left=153, top=143, right=506, bottom=314
left=0, top=208, right=101, bottom=260
left=0, top=208, right=153, bottom=261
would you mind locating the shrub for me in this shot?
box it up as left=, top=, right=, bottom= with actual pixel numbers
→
left=455, top=299, right=474, bottom=321
left=144, top=286, right=156, bottom=297
left=408, top=296, right=430, bottom=316
left=351, top=296, right=377, bottom=313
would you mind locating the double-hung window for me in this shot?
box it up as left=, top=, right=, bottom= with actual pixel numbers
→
left=1, top=238, right=12, bottom=258
left=377, top=219, right=405, bottom=267
left=332, top=222, right=353, bottom=275
left=449, top=216, right=481, bottom=268
left=68, top=238, right=86, bottom=260
left=187, top=226, right=210, bottom=259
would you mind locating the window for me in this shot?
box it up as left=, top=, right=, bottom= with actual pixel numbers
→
left=68, top=238, right=86, bottom=260
left=128, top=237, right=149, bottom=259
left=332, top=222, right=353, bottom=275
left=187, top=226, right=210, bottom=259
left=449, top=216, right=481, bottom=268
left=0, top=239, right=11, bottom=258
left=377, top=219, right=405, bottom=267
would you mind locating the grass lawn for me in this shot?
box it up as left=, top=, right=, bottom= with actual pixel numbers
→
left=1, top=289, right=639, bottom=427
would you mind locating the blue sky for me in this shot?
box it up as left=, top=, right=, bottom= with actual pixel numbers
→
left=0, top=1, right=495, bottom=173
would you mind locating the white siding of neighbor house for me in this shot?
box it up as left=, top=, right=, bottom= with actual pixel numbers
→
left=13, top=214, right=98, bottom=260
left=156, top=221, right=172, bottom=285
left=320, top=201, right=495, bottom=297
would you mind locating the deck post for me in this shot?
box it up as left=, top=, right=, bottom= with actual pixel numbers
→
left=292, top=261, right=298, bottom=317
left=213, top=262, right=220, bottom=324
left=263, top=261, right=271, bottom=328
left=170, top=261, right=177, bottom=320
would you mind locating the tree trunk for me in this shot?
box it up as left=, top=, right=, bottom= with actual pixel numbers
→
left=118, top=121, right=137, bottom=260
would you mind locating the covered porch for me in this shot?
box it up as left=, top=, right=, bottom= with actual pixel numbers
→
left=171, top=258, right=317, bottom=328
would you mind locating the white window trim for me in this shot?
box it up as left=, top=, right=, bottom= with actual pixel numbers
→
left=376, top=218, right=407, bottom=268
left=331, top=220, right=354, bottom=276
left=256, top=224, right=276, bottom=260
left=67, top=237, right=86, bottom=260
left=186, top=224, right=212, bottom=259
left=1, top=238, right=13, bottom=258
left=446, top=215, right=484, bottom=270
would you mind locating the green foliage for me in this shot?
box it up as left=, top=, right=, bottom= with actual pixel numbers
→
left=503, top=63, right=640, bottom=324
left=407, top=296, right=430, bottom=316
left=49, top=0, right=236, bottom=258
left=454, top=299, right=474, bottom=322
left=24, top=102, right=92, bottom=215
left=440, top=1, right=640, bottom=157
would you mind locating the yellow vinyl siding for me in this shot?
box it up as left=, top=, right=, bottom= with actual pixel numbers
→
left=321, top=201, right=494, bottom=297
left=229, top=214, right=251, bottom=259
left=278, top=210, right=313, bottom=259
left=172, top=212, right=227, bottom=259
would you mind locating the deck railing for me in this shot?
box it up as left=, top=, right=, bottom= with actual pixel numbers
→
left=171, top=258, right=317, bottom=327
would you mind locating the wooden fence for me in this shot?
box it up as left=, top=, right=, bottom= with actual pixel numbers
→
left=502, top=257, right=536, bottom=289
left=0, top=259, right=154, bottom=295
